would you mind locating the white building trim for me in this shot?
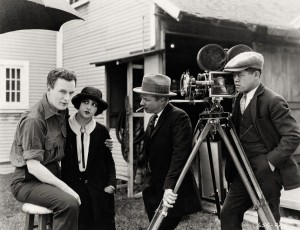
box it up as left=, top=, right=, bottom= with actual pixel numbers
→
left=0, top=59, right=29, bottom=112
left=153, top=0, right=182, bottom=21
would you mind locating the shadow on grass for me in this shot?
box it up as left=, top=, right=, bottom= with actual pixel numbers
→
left=0, top=174, right=257, bottom=230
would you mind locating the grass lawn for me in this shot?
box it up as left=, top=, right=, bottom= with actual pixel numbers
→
left=0, top=173, right=257, bottom=230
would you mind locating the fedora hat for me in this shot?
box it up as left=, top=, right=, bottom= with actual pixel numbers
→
left=72, top=87, right=108, bottom=115
left=224, top=51, right=264, bottom=72
left=133, top=73, right=176, bottom=97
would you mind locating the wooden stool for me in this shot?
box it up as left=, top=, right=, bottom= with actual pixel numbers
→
left=22, top=203, right=53, bottom=230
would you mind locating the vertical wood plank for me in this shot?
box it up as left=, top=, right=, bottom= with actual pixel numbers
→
left=127, top=62, right=134, bottom=198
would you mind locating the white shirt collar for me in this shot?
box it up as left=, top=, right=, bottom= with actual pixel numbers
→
left=69, top=113, right=96, bottom=135
left=68, top=113, right=96, bottom=171
left=154, top=108, right=164, bottom=126
left=156, top=109, right=163, bottom=118
left=243, top=85, right=259, bottom=107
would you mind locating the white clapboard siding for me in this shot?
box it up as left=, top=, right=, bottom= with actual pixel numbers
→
left=0, top=30, right=57, bottom=107
left=109, top=128, right=128, bottom=181
left=0, top=163, right=14, bottom=174
left=0, top=115, right=20, bottom=162
left=63, top=0, right=152, bottom=66
left=0, top=114, right=20, bottom=174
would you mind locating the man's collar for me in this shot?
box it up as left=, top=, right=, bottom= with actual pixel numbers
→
left=42, top=94, right=64, bottom=119
left=244, top=85, right=259, bottom=99
left=155, top=102, right=171, bottom=118
left=156, top=109, right=163, bottom=118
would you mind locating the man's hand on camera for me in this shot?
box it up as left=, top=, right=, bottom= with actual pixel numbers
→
left=163, top=189, right=178, bottom=208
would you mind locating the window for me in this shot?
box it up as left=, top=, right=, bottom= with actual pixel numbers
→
left=0, top=60, right=29, bottom=112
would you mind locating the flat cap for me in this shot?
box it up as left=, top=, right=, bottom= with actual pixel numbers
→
left=224, top=51, right=264, bottom=72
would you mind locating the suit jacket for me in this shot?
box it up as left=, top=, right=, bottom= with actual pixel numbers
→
left=143, top=103, right=202, bottom=217
left=226, top=83, right=300, bottom=190
left=61, top=121, right=116, bottom=217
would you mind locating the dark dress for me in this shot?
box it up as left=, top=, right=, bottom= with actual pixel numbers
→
left=62, top=119, right=116, bottom=230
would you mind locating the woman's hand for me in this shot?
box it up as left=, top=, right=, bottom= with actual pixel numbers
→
left=104, top=186, right=115, bottom=194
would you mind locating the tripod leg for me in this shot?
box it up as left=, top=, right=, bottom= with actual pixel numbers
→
left=197, top=150, right=203, bottom=197
left=174, top=120, right=213, bottom=192
left=216, top=125, right=279, bottom=230
left=206, top=137, right=221, bottom=219
left=147, top=120, right=213, bottom=230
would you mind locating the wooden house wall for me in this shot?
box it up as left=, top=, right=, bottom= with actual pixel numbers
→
left=0, top=31, right=57, bottom=174
left=255, top=43, right=300, bottom=159
left=256, top=43, right=300, bottom=121
left=0, top=114, right=21, bottom=173
left=63, top=0, right=153, bottom=180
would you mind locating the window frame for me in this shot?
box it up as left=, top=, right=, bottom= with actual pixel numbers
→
left=0, top=59, right=29, bottom=112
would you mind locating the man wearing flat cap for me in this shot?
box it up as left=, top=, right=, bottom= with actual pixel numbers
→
left=221, top=51, right=300, bottom=229
left=133, top=73, right=201, bottom=229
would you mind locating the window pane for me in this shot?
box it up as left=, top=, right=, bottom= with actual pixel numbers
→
left=6, top=68, right=10, bottom=78
left=12, top=92, right=15, bottom=102
left=17, top=92, right=20, bottom=102
left=17, top=69, right=20, bottom=79
left=17, top=80, right=20, bottom=90
left=6, top=80, right=10, bottom=90
left=12, top=69, right=15, bottom=79
left=6, top=92, right=10, bottom=102
left=12, top=80, right=15, bottom=90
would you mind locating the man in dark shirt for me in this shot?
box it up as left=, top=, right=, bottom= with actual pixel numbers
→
left=221, top=51, right=300, bottom=229
left=10, top=68, right=80, bottom=230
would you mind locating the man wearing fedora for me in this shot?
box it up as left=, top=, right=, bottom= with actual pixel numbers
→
left=10, top=68, right=80, bottom=230
left=221, top=51, right=300, bottom=229
left=133, top=73, right=201, bottom=229
left=61, top=87, right=116, bottom=230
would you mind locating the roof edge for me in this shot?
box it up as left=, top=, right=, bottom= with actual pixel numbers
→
left=153, top=0, right=182, bottom=21
left=90, top=49, right=165, bottom=67
left=290, top=15, right=300, bottom=29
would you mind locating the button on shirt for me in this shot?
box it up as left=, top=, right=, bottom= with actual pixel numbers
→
left=10, top=94, right=67, bottom=169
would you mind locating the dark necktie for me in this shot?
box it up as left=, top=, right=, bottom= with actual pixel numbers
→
left=148, top=114, right=158, bottom=136
left=80, top=127, right=86, bottom=169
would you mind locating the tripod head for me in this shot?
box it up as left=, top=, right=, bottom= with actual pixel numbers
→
left=199, top=97, right=232, bottom=121
left=191, top=97, right=232, bottom=142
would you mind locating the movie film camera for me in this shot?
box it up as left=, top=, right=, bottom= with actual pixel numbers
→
left=180, top=44, right=253, bottom=105
left=147, top=44, right=279, bottom=230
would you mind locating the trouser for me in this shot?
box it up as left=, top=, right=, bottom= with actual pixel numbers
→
left=11, top=165, right=79, bottom=230
left=221, top=154, right=282, bottom=230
